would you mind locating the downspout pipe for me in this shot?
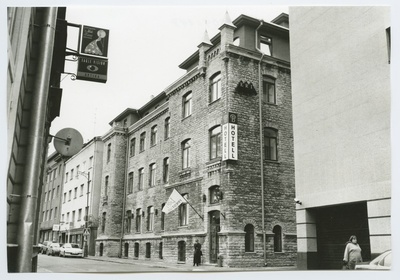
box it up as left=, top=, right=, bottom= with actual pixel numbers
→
left=16, top=7, right=58, bottom=272
left=119, top=128, right=130, bottom=257
left=255, top=20, right=267, bottom=267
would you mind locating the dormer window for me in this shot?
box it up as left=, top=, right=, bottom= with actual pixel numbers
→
left=260, top=35, right=272, bottom=56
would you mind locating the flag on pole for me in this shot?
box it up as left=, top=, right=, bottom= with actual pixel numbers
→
left=162, top=189, right=186, bottom=214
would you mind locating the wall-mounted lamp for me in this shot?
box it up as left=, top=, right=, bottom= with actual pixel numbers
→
left=294, top=198, right=302, bottom=205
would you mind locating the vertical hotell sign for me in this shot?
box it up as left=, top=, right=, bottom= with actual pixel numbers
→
left=222, top=113, right=238, bottom=161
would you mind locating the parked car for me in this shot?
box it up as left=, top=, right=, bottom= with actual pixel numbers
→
left=47, top=242, right=62, bottom=256
left=41, top=241, right=52, bottom=254
left=355, top=250, right=391, bottom=270
left=59, top=243, right=83, bottom=258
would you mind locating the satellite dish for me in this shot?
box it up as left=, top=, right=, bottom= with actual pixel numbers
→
left=53, top=128, right=83, bottom=157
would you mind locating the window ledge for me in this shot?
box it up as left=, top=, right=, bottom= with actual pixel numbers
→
left=264, top=160, right=280, bottom=164
left=208, top=98, right=221, bottom=106
left=181, top=115, right=192, bottom=121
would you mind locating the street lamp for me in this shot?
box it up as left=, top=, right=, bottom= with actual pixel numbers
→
left=78, top=171, right=90, bottom=257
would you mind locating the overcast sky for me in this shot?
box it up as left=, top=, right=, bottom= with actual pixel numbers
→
left=47, top=5, right=288, bottom=153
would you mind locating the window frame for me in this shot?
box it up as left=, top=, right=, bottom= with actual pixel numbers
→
left=263, top=77, right=276, bottom=104
left=209, top=73, right=222, bottom=103
left=264, top=128, right=278, bottom=161
left=182, top=92, right=192, bottom=118
left=128, top=172, right=134, bottom=194
left=178, top=194, right=189, bottom=226
left=138, top=168, right=144, bottom=191
left=244, top=224, right=255, bottom=252
left=260, top=35, right=272, bottom=56
left=139, top=132, right=146, bottom=152
left=149, top=163, right=156, bottom=187
left=182, top=139, right=191, bottom=169
left=164, top=117, right=170, bottom=140
left=163, top=157, right=169, bottom=184
left=209, top=126, right=222, bottom=160
left=130, top=137, right=136, bottom=157
left=273, top=225, right=283, bottom=252
left=107, top=143, right=111, bottom=162
left=150, top=125, right=158, bottom=147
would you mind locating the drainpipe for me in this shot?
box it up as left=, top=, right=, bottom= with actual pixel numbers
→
left=119, top=128, right=130, bottom=257
left=16, top=7, right=58, bottom=272
left=255, top=20, right=267, bottom=267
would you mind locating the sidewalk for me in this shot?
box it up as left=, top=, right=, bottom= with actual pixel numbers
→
left=86, top=255, right=297, bottom=272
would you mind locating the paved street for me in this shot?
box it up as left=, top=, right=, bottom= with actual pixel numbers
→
left=37, top=253, right=296, bottom=273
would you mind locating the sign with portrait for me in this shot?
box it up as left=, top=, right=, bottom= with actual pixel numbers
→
left=80, top=25, right=109, bottom=58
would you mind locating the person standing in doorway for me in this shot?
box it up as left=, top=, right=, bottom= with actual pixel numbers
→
left=343, top=235, right=363, bottom=269
left=193, top=239, right=202, bottom=266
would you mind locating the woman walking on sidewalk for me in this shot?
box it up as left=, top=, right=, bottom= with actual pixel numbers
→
left=343, top=235, right=363, bottom=269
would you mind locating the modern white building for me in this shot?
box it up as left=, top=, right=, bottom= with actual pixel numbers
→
left=60, top=137, right=104, bottom=255
left=289, top=6, right=391, bottom=269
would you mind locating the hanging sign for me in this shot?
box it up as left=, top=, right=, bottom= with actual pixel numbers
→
left=80, top=25, right=109, bottom=58
left=76, top=56, right=108, bottom=83
left=222, top=113, right=238, bottom=161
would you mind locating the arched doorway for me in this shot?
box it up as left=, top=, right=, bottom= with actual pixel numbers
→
left=209, top=210, right=220, bottom=263
left=178, top=240, right=186, bottom=262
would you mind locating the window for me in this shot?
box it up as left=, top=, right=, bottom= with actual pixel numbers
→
left=210, top=73, right=221, bottom=103
left=140, top=132, right=146, bottom=152
left=182, top=139, right=191, bottom=169
left=107, top=143, right=111, bottom=162
left=70, top=169, right=74, bottom=180
left=54, top=207, right=57, bottom=220
left=182, top=92, right=192, bottom=118
left=128, top=172, right=134, bottom=194
left=273, top=225, right=282, bottom=252
left=68, top=190, right=72, bottom=201
left=61, top=214, right=64, bottom=223
left=130, top=138, right=136, bottom=157
left=105, top=176, right=109, bottom=197
left=210, top=126, right=221, bottom=159
left=66, top=212, right=69, bottom=223
left=146, top=242, right=151, bottom=258
left=63, top=192, right=66, bottom=203
left=164, top=117, right=170, bottom=140
left=80, top=184, right=84, bottom=196
left=163, top=158, right=169, bottom=184
left=76, top=165, right=80, bottom=177
left=245, top=224, right=255, bottom=252
left=136, top=208, right=142, bottom=232
left=147, top=206, right=154, bottom=231
left=44, top=192, right=47, bottom=202
left=233, top=37, right=240, bottom=46
left=264, top=128, right=278, bottom=161
left=101, top=212, right=106, bottom=233
left=150, top=125, right=157, bottom=146
left=134, top=242, right=139, bottom=258
left=89, top=156, right=93, bottom=168
left=126, top=210, right=132, bottom=233
left=260, top=35, right=272, bottom=56
left=161, top=203, right=165, bottom=231
left=72, top=211, right=75, bottom=224
left=149, top=163, right=156, bottom=187
left=56, top=185, right=60, bottom=197
left=263, top=76, right=276, bottom=104
left=209, top=185, right=222, bottom=204
left=78, top=209, right=82, bottom=221
left=138, top=168, right=144, bottom=191
left=52, top=188, right=55, bottom=199
left=74, top=187, right=78, bottom=199
left=42, top=211, right=46, bottom=222
left=50, top=209, right=53, bottom=220
left=178, top=194, right=188, bottom=226
left=65, top=172, right=68, bottom=183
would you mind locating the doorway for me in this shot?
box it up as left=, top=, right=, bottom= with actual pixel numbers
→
left=209, top=210, right=220, bottom=263
left=315, top=202, right=371, bottom=269
left=178, top=241, right=186, bottom=262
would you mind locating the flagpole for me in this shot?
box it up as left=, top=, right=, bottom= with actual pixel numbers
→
left=175, top=189, right=204, bottom=220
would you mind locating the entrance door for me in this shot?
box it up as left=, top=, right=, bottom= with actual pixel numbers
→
left=124, top=243, right=129, bottom=257
left=316, top=202, right=371, bottom=269
left=178, top=241, right=186, bottom=262
left=209, top=211, right=220, bottom=263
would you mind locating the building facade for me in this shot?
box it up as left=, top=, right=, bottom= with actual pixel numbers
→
left=289, top=7, right=391, bottom=269
left=59, top=137, right=104, bottom=256
left=96, top=13, right=296, bottom=267
left=7, top=7, right=66, bottom=272
left=38, top=152, right=67, bottom=244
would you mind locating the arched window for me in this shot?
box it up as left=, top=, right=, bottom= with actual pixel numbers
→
left=210, top=72, right=221, bottom=102
left=244, top=224, right=254, bottom=252
left=150, top=125, right=157, bottom=146
left=264, top=128, right=278, bottom=161
left=209, top=126, right=221, bottom=159
left=149, top=163, right=156, bottom=187
left=134, top=242, right=139, bottom=258
left=101, top=212, right=106, bottom=233
left=182, top=139, right=191, bottom=169
left=130, top=137, right=136, bottom=157
left=146, top=242, right=151, bottom=258
left=182, top=92, right=192, bottom=118
left=164, top=117, right=170, bottom=140
left=273, top=225, right=282, bottom=252
left=138, top=168, right=144, bottom=190
left=139, top=132, right=146, bottom=152
left=128, top=172, right=133, bottom=194
left=263, top=76, right=276, bottom=104
left=163, top=157, right=169, bottom=183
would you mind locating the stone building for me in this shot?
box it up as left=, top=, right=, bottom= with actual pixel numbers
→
left=96, top=12, right=296, bottom=267
left=289, top=7, right=391, bottom=269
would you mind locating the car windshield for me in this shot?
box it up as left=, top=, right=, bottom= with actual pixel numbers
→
left=52, top=243, right=60, bottom=247
left=71, top=244, right=80, bottom=248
